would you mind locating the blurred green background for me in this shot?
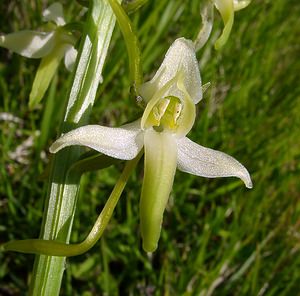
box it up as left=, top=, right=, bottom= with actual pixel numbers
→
left=0, top=0, right=300, bottom=295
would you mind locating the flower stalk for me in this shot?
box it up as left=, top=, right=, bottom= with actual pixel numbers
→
left=2, top=151, right=142, bottom=257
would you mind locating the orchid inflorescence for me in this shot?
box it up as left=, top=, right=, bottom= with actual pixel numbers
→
left=195, top=0, right=251, bottom=50
left=1, top=0, right=252, bottom=257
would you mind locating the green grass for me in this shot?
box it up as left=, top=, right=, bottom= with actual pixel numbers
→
left=1, top=0, right=300, bottom=295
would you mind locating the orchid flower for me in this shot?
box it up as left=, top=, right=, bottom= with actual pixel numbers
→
left=50, top=37, right=252, bottom=252
left=195, top=0, right=251, bottom=51
left=213, top=0, right=251, bottom=49
left=0, top=3, right=78, bottom=107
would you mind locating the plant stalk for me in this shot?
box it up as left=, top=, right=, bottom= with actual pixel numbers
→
left=29, top=1, right=121, bottom=295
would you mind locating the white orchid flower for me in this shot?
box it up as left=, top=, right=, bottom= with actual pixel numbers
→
left=0, top=3, right=78, bottom=107
left=50, top=37, right=252, bottom=252
left=213, top=0, right=251, bottom=49
left=195, top=0, right=251, bottom=51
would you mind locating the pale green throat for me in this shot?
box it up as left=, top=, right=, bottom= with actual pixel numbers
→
left=144, top=96, right=182, bottom=132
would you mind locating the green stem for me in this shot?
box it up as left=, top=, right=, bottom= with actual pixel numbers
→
left=28, top=1, right=121, bottom=295
left=2, top=152, right=142, bottom=256
left=108, top=0, right=143, bottom=89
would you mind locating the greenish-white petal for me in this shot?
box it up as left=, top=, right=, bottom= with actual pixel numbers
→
left=214, top=0, right=234, bottom=50
left=64, top=45, right=77, bottom=71
left=177, top=137, right=253, bottom=188
left=140, top=129, right=178, bottom=252
left=50, top=120, right=143, bottom=160
left=233, top=0, right=251, bottom=11
left=0, top=31, right=55, bottom=58
left=42, top=2, right=66, bottom=26
left=139, top=37, right=202, bottom=104
left=141, top=75, right=179, bottom=130
left=175, top=73, right=196, bottom=137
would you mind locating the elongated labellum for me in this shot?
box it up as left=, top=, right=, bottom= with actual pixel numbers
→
left=140, top=130, right=177, bottom=252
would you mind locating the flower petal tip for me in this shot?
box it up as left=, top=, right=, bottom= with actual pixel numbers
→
left=43, top=2, right=65, bottom=26
left=244, top=175, right=253, bottom=189
left=236, top=167, right=253, bottom=189
left=233, top=0, right=251, bottom=11
left=143, top=242, right=157, bottom=253
left=49, top=138, right=66, bottom=153
left=49, top=142, right=59, bottom=154
left=235, top=166, right=253, bottom=189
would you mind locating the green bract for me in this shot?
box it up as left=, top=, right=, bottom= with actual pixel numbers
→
left=50, top=37, right=252, bottom=252
left=0, top=3, right=78, bottom=107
